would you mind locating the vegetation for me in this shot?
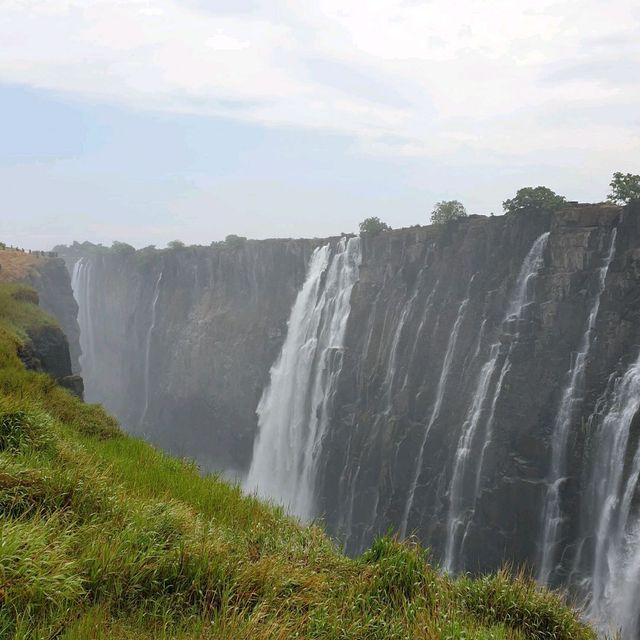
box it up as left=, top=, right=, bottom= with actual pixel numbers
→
left=607, top=172, right=640, bottom=205
left=0, top=283, right=596, bottom=639
left=0, top=250, right=47, bottom=284
left=359, top=217, right=391, bottom=236
left=167, top=240, right=186, bottom=249
left=503, top=187, right=566, bottom=215
left=224, top=234, right=248, bottom=249
left=431, top=200, right=468, bottom=225
left=112, top=241, right=136, bottom=256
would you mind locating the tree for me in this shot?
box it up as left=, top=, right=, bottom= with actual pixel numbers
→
left=431, top=200, right=467, bottom=225
left=167, top=240, right=185, bottom=249
left=503, top=186, right=566, bottom=215
left=111, top=241, right=135, bottom=256
left=607, top=172, right=640, bottom=205
left=359, top=217, right=391, bottom=236
left=224, top=234, right=247, bottom=249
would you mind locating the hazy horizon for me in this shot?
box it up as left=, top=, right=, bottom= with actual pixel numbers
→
left=1, top=1, right=638, bottom=250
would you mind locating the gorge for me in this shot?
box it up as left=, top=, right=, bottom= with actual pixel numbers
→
left=49, top=202, right=640, bottom=638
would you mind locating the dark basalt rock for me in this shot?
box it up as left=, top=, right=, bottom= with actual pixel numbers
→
left=59, top=374, right=85, bottom=398
left=18, top=325, right=84, bottom=399
left=20, top=325, right=73, bottom=380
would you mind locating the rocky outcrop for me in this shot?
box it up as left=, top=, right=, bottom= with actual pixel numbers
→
left=18, top=323, right=84, bottom=398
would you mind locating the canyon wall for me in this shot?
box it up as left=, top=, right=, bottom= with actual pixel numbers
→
left=57, top=203, right=640, bottom=636
left=59, top=239, right=320, bottom=473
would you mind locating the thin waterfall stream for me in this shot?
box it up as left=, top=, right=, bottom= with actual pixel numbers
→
left=142, top=271, right=163, bottom=426
left=443, top=231, right=550, bottom=572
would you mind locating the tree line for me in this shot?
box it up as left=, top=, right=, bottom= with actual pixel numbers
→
left=359, top=171, right=640, bottom=236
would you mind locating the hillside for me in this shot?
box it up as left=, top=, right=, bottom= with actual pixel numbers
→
left=0, top=281, right=598, bottom=639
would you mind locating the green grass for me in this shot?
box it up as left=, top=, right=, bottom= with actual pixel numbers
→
left=0, top=283, right=598, bottom=639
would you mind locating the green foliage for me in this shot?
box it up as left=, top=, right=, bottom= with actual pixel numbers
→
left=456, top=568, right=594, bottom=640
left=0, top=283, right=57, bottom=342
left=431, top=200, right=468, bottom=225
left=0, top=404, right=53, bottom=453
left=359, top=217, right=391, bottom=236
left=112, top=241, right=136, bottom=256
left=503, top=187, right=566, bottom=215
left=0, top=282, right=596, bottom=639
left=167, top=240, right=185, bottom=250
left=224, top=234, right=247, bottom=249
left=607, top=172, right=640, bottom=205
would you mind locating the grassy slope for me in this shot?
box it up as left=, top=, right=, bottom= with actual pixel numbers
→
left=0, top=282, right=597, bottom=640
left=0, top=250, right=47, bottom=284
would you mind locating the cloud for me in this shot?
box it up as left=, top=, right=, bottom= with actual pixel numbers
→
left=0, top=0, right=638, bottom=165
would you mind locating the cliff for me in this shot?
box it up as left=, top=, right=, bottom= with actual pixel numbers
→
left=56, top=203, right=640, bottom=637
left=319, top=205, right=631, bottom=565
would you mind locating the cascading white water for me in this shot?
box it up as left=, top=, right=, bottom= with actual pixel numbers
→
left=400, top=295, right=469, bottom=538
left=538, top=229, right=618, bottom=584
left=443, top=232, right=550, bottom=572
left=578, top=351, right=640, bottom=638
left=244, top=237, right=361, bottom=519
left=71, top=258, right=97, bottom=394
left=141, top=271, right=163, bottom=425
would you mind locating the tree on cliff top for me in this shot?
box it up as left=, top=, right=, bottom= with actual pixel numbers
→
left=608, top=172, right=640, bottom=205
left=111, top=241, right=135, bottom=256
left=225, top=234, right=247, bottom=249
left=431, top=200, right=467, bottom=225
left=503, top=186, right=566, bottom=215
left=359, top=217, right=391, bottom=236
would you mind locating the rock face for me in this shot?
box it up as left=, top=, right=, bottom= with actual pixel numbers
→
left=318, top=204, right=634, bottom=570
left=55, top=203, right=640, bottom=635
left=12, top=286, right=84, bottom=399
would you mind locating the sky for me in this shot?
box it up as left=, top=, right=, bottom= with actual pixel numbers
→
left=1, top=0, right=639, bottom=250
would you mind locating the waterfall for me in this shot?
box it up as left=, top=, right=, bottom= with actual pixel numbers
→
left=244, top=237, right=361, bottom=519
left=141, top=271, right=163, bottom=425
left=538, top=229, right=618, bottom=584
left=400, top=295, right=470, bottom=538
left=443, top=231, right=550, bottom=572
left=71, top=258, right=97, bottom=395
left=576, top=351, right=640, bottom=638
